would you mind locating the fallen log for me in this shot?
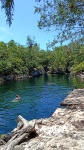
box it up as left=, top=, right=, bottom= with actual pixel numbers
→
left=1, top=115, right=36, bottom=150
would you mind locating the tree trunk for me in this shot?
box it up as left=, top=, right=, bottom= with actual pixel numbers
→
left=1, top=115, right=35, bottom=150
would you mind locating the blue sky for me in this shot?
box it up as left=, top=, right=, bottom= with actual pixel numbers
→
left=0, top=0, right=58, bottom=50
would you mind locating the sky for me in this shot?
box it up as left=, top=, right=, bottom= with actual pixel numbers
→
left=0, top=0, right=58, bottom=50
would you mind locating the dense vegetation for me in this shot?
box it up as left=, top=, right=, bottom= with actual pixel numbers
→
left=0, top=38, right=84, bottom=79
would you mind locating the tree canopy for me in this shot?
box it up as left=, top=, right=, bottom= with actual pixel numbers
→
left=35, top=0, right=84, bottom=45
left=0, top=39, right=84, bottom=76
left=0, top=0, right=14, bottom=26
left=0, top=0, right=84, bottom=44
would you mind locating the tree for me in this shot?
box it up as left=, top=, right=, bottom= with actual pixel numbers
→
left=0, top=0, right=14, bottom=26
left=35, top=0, right=84, bottom=45
left=26, top=36, right=36, bottom=49
left=1, top=0, right=84, bottom=45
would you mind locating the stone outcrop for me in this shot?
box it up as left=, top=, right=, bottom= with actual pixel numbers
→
left=0, top=77, right=5, bottom=84
left=0, top=89, right=84, bottom=150
left=13, top=107, right=84, bottom=150
left=77, top=72, right=84, bottom=79
left=60, top=88, right=84, bottom=107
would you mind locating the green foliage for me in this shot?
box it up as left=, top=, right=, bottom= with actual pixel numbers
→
left=46, top=43, right=84, bottom=74
left=73, top=62, right=84, bottom=74
left=0, top=0, right=14, bottom=26
left=35, top=0, right=84, bottom=44
left=0, top=134, right=6, bottom=139
left=1, top=0, right=84, bottom=43
left=0, top=39, right=84, bottom=76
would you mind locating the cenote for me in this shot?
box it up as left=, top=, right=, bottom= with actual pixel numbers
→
left=0, top=74, right=84, bottom=134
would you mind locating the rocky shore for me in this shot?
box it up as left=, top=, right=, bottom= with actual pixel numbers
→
left=0, top=89, right=84, bottom=150
left=0, top=71, right=84, bottom=85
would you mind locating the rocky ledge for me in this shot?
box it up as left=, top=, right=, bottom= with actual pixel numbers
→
left=77, top=72, right=84, bottom=79
left=0, top=89, right=84, bottom=150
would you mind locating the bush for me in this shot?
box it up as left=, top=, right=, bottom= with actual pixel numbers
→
left=73, top=62, right=84, bottom=74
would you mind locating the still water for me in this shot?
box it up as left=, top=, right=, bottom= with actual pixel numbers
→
left=0, top=74, right=84, bottom=134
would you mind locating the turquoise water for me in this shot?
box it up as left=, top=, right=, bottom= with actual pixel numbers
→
left=0, top=74, right=84, bottom=134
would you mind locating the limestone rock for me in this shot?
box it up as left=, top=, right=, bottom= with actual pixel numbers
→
left=0, top=89, right=84, bottom=150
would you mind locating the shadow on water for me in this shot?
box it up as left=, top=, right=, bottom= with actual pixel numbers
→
left=0, top=74, right=84, bottom=134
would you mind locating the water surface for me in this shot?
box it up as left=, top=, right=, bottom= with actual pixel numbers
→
left=0, top=74, right=84, bottom=134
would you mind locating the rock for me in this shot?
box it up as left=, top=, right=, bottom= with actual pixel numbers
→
left=0, top=77, right=5, bottom=84
left=11, top=106, right=84, bottom=150
left=0, top=89, right=84, bottom=150
left=77, top=72, right=84, bottom=79
left=60, top=89, right=84, bottom=108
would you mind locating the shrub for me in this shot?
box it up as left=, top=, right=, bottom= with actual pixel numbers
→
left=73, top=62, right=84, bottom=74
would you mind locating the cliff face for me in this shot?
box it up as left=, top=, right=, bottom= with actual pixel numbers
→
left=0, top=89, right=84, bottom=150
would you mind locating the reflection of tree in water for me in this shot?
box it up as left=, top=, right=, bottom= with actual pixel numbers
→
left=29, top=77, right=36, bottom=85
left=49, top=74, right=70, bottom=86
left=0, top=74, right=84, bottom=134
left=43, top=73, right=49, bottom=82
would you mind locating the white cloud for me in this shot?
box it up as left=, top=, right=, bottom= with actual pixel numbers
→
left=0, top=26, right=12, bottom=35
left=0, top=35, right=6, bottom=41
left=0, top=26, right=17, bottom=42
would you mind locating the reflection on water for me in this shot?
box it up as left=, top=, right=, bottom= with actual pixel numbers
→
left=0, top=74, right=84, bottom=134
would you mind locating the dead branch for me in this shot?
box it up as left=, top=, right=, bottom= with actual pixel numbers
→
left=1, top=115, right=36, bottom=150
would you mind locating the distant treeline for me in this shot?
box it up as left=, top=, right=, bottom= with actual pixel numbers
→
left=0, top=40, right=84, bottom=78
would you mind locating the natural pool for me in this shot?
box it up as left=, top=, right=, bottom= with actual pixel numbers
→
left=0, top=74, right=84, bottom=134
